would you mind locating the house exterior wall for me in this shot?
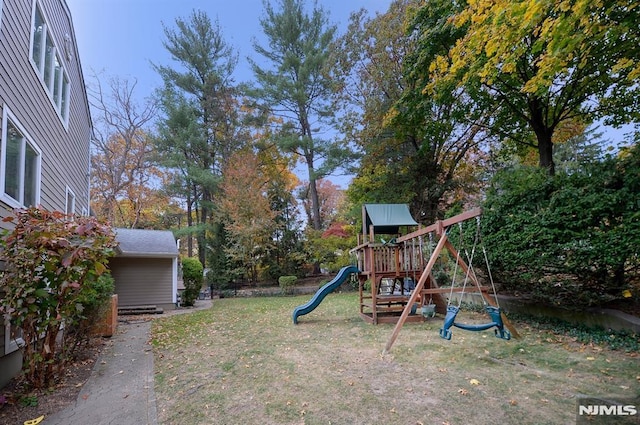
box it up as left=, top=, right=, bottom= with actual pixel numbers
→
left=110, top=257, right=177, bottom=311
left=0, top=0, right=91, bottom=388
left=0, top=0, right=91, bottom=221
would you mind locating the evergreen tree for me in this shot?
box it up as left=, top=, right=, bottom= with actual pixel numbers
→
left=250, top=0, right=348, bottom=231
left=154, top=10, right=246, bottom=266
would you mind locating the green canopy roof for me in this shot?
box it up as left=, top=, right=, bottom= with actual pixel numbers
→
left=364, top=204, right=418, bottom=235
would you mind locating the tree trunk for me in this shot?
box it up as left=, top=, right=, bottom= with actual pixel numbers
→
left=308, top=176, right=322, bottom=230
left=186, top=191, right=194, bottom=257
left=536, top=131, right=555, bottom=176
left=529, top=98, right=556, bottom=175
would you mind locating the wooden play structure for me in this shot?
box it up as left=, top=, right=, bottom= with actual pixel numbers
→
left=349, top=204, right=519, bottom=351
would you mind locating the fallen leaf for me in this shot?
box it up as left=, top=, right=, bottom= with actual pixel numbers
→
left=509, top=399, right=518, bottom=406
left=458, top=388, right=469, bottom=395
left=470, top=379, right=480, bottom=386
left=23, top=415, right=44, bottom=425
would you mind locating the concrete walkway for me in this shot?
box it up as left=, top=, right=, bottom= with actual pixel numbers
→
left=44, top=300, right=213, bottom=425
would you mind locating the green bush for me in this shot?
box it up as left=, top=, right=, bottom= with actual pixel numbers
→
left=278, top=275, right=297, bottom=295
left=181, top=257, right=204, bottom=306
left=66, top=273, right=115, bottom=351
left=482, top=144, right=640, bottom=308
left=0, top=207, right=116, bottom=389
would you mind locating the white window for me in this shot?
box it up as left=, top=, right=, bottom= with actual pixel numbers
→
left=65, top=186, right=76, bottom=216
left=30, top=3, right=70, bottom=124
left=0, top=108, right=42, bottom=208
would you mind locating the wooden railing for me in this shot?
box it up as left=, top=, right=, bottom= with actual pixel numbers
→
left=353, top=242, right=426, bottom=276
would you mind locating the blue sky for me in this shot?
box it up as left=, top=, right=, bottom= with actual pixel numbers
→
left=66, top=0, right=393, bottom=100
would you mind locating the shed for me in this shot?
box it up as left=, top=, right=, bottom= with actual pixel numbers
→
left=109, top=228, right=179, bottom=311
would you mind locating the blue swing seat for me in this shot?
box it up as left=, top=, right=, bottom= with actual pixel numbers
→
left=439, top=305, right=511, bottom=340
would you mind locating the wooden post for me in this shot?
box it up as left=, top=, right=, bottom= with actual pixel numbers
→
left=384, top=232, right=448, bottom=353
left=362, top=205, right=367, bottom=243
left=394, top=246, right=400, bottom=276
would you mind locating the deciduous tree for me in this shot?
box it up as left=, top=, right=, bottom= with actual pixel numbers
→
left=335, top=0, right=489, bottom=222
left=219, top=149, right=279, bottom=283
left=429, top=0, right=640, bottom=174
left=89, top=76, right=168, bottom=228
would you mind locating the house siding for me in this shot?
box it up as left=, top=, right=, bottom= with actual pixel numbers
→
left=0, top=0, right=91, bottom=388
left=0, top=0, right=91, bottom=220
left=110, top=257, right=177, bottom=310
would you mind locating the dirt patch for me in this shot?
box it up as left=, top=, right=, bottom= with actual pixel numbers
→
left=0, top=337, right=109, bottom=425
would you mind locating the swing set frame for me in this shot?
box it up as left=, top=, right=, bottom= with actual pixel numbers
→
left=382, top=208, right=519, bottom=352
left=350, top=206, right=519, bottom=352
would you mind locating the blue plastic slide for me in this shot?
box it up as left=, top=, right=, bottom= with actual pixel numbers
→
left=292, top=265, right=359, bottom=324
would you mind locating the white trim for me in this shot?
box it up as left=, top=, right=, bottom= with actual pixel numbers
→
left=65, top=185, right=76, bottom=215
left=0, top=0, right=4, bottom=32
left=28, top=1, right=70, bottom=128
left=0, top=106, right=42, bottom=208
left=172, top=257, right=178, bottom=304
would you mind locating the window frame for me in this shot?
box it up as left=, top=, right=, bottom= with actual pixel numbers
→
left=65, top=185, right=76, bottom=216
left=0, top=0, right=4, bottom=32
left=0, top=107, right=42, bottom=208
left=29, top=1, right=70, bottom=126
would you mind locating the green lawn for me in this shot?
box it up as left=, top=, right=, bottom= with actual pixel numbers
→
left=151, top=293, right=639, bottom=425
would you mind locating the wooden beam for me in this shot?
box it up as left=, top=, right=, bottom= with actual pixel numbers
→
left=422, top=286, right=491, bottom=294
left=396, top=208, right=482, bottom=243
left=384, top=232, right=448, bottom=353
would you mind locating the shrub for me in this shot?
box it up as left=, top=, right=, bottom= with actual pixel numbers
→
left=65, top=273, right=115, bottom=353
left=482, top=144, right=640, bottom=308
left=181, top=257, right=203, bottom=306
left=278, top=275, right=297, bottom=295
left=0, top=207, right=116, bottom=389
